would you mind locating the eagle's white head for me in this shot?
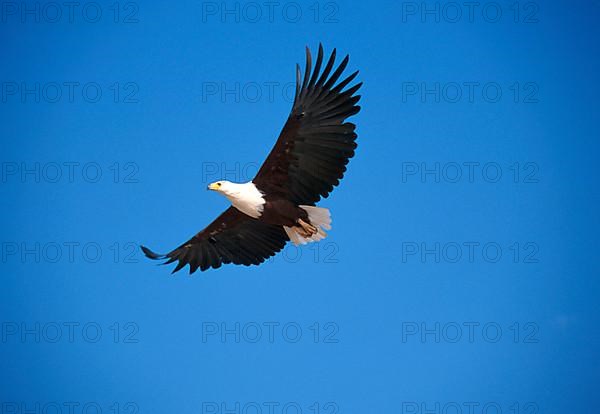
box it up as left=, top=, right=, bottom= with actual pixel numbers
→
left=207, top=180, right=234, bottom=195
left=207, top=180, right=265, bottom=218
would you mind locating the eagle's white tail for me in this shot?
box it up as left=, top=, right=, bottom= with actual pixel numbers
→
left=284, top=205, right=332, bottom=246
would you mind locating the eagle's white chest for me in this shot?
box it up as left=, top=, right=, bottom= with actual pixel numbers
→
left=224, top=182, right=265, bottom=218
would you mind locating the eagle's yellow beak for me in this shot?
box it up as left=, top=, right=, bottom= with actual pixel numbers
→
left=207, top=182, right=220, bottom=191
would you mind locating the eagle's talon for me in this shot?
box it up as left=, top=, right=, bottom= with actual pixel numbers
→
left=297, top=218, right=318, bottom=236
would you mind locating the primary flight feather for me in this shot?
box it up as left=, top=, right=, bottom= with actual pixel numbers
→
left=141, top=44, right=362, bottom=274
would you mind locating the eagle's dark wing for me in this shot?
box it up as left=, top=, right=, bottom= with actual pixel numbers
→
left=253, top=44, right=362, bottom=205
left=141, top=207, right=288, bottom=274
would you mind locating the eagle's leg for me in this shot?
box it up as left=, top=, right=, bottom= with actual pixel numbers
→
left=297, top=218, right=318, bottom=236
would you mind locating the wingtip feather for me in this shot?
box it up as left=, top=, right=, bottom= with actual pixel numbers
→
left=140, top=245, right=167, bottom=260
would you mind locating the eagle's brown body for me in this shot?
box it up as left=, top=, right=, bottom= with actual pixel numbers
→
left=258, top=197, right=309, bottom=227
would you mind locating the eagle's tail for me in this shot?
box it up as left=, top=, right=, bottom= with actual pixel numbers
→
left=284, top=206, right=332, bottom=246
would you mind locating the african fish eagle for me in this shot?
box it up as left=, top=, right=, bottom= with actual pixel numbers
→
left=141, top=44, right=362, bottom=273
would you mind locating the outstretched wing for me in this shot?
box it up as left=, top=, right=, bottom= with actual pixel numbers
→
left=141, top=207, right=288, bottom=274
left=253, top=44, right=362, bottom=205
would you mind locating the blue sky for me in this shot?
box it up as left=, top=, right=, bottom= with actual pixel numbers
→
left=1, top=0, right=599, bottom=413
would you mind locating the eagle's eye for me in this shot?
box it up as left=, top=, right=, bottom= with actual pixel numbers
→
left=217, top=183, right=222, bottom=187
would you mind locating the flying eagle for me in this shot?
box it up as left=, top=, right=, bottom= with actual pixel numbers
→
left=141, top=44, right=362, bottom=274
